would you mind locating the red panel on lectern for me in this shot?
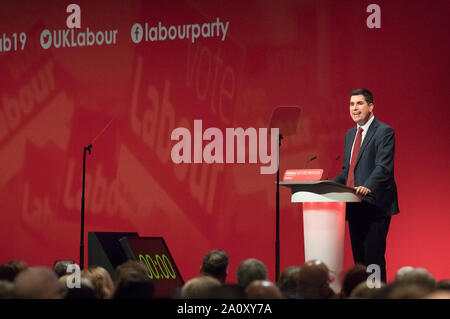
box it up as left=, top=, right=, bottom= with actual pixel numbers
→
left=283, top=169, right=324, bottom=182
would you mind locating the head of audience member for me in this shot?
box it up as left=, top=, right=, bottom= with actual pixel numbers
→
left=113, top=273, right=154, bottom=299
left=377, top=282, right=432, bottom=299
left=208, top=284, right=246, bottom=299
left=395, top=267, right=436, bottom=292
left=424, top=290, right=450, bottom=299
left=53, top=260, right=75, bottom=278
left=246, top=280, right=283, bottom=299
left=0, top=260, right=28, bottom=282
left=4, top=260, right=28, bottom=272
left=14, top=266, right=64, bottom=299
left=81, top=266, right=114, bottom=299
left=376, top=267, right=436, bottom=299
left=341, top=264, right=369, bottom=298
left=277, top=266, right=300, bottom=298
left=115, top=260, right=149, bottom=287
left=0, top=265, right=15, bottom=282
left=0, top=280, right=15, bottom=299
left=236, top=258, right=268, bottom=288
left=436, top=279, right=450, bottom=291
left=395, top=266, right=415, bottom=281
left=59, top=275, right=97, bottom=299
left=349, top=281, right=385, bottom=299
left=181, top=275, right=221, bottom=299
left=200, top=249, right=229, bottom=284
left=297, top=260, right=334, bottom=299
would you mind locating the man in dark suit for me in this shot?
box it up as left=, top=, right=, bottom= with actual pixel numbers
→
left=333, top=88, right=399, bottom=282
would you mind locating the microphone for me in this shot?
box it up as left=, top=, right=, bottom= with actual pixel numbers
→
left=304, top=155, right=317, bottom=168
left=84, top=144, right=92, bottom=155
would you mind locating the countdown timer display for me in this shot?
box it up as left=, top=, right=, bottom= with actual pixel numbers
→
left=120, top=236, right=184, bottom=298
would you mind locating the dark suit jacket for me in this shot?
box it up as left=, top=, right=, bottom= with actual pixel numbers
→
left=333, top=118, right=399, bottom=218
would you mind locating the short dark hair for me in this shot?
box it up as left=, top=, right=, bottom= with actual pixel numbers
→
left=113, top=273, right=154, bottom=299
left=342, top=264, right=369, bottom=298
left=350, top=88, right=373, bottom=104
left=53, top=260, right=75, bottom=278
left=236, top=258, right=267, bottom=288
left=277, top=266, right=300, bottom=298
left=437, top=279, right=450, bottom=291
left=0, top=260, right=28, bottom=282
left=208, top=284, right=246, bottom=299
left=200, top=250, right=228, bottom=281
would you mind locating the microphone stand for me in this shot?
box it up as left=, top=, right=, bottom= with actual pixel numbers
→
left=80, top=144, right=92, bottom=269
left=275, top=133, right=283, bottom=282
left=268, top=105, right=302, bottom=283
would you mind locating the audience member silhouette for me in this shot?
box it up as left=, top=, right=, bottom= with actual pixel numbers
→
left=200, top=249, right=229, bottom=284
left=425, top=290, right=450, bottom=299
left=181, top=276, right=221, bottom=299
left=277, top=265, right=300, bottom=298
left=297, top=260, right=334, bottom=299
left=436, top=279, right=450, bottom=291
left=375, top=267, right=436, bottom=299
left=113, top=273, right=154, bottom=299
left=341, top=264, right=369, bottom=298
left=81, top=266, right=115, bottom=299
left=208, top=284, right=246, bottom=299
left=395, top=267, right=436, bottom=291
left=236, top=258, right=267, bottom=288
left=0, top=280, right=15, bottom=299
left=53, top=260, right=75, bottom=278
left=395, top=266, right=415, bottom=281
left=246, top=280, right=282, bottom=299
left=115, top=260, right=149, bottom=286
left=349, top=281, right=385, bottom=299
left=14, top=267, right=64, bottom=299
left=64, top=277, right=98, bottom=299
left=0, top=260, right=28, bottom=282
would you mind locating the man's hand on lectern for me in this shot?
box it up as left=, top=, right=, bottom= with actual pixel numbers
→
left=354, top=186, right=372, bottom=196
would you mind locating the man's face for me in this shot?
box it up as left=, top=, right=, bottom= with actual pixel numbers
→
left=349, top=94, right=374, bottom=125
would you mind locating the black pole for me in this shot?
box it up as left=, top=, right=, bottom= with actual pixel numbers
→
left=275, top=133, right=283, bottom=282
left=80, top=144, right=92, bottom=269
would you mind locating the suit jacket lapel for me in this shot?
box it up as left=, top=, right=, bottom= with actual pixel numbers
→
left=345, top=127, right=357, bottom=165
left=356, top=118, right=378, bottom=166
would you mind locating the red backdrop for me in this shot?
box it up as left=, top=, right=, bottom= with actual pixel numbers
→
left=1, top=0, right=449, bottom=284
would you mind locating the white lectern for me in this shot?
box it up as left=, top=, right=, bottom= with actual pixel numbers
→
left=280, top=170, right=361, bottom=293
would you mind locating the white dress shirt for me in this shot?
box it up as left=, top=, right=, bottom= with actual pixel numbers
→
left=349, top=115, right=375, bottom=163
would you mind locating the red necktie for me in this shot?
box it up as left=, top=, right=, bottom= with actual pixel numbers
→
left=347, top=127, right=363, bottom=187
